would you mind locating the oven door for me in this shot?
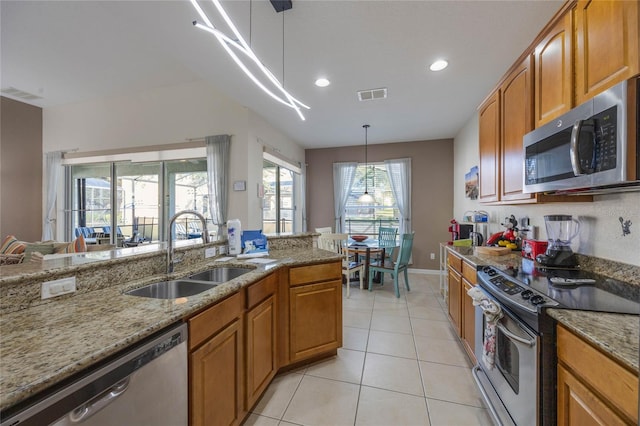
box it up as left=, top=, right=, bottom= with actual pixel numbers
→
left=473, top=291, right=539, bottom=426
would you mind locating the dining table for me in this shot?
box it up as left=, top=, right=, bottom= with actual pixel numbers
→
left=348, top=238, right=398, bottom=284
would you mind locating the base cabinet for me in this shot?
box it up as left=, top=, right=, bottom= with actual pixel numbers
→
left=287, top=262, right=342, bottom=364
left=447, top=266, right=462, bottom=336
left=446, top=249, right=477, bottom=363
left=557, top=325, right=638, bottom=425
left=188, top=291, right=245, bottom=426
left=245, top=274, right=278, bottom=409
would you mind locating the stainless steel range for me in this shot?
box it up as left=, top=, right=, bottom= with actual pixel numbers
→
left=471, top=259, right=639, bottom=426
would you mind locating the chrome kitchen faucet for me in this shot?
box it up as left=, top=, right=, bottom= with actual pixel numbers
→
left=167, top=210, right=210, bottom=274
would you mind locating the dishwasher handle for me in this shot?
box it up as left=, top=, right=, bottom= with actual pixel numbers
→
left=67, top=378, right=130, bottom=424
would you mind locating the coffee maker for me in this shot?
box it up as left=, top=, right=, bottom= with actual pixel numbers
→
left=536, top=215, right=580, bottom=268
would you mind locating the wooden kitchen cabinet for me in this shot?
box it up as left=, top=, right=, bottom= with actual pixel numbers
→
left=557, top=325, right=638, bottom=425
left=534, top=11, right=573, bottom=127
left=461, top=262, right=477, bottom=363
left=245, top=273, right=278, bottom=409
left=189, top=291, right=245, bottom=426
left=574, top=0, right=639, bottom=105
left=478, top=90, right=500, bottom=203
left=288, top=262, right=342, bottom=364
left=500, top=54, right=534, bottom=202
left=446, top=251, right=463, bottom=337
left=446, top=249, right=477, bottom=363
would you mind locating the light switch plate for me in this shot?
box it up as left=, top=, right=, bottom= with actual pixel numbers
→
left=42, top=277, right=77, bottom=300
left=205, top=247, right=216, bottom=258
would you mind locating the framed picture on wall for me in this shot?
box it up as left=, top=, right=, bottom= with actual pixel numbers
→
left=465, top=166, right=479, bottom=200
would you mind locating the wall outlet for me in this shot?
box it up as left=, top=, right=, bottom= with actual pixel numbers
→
left=430, top=253, right=436, bottom=260
left=205, top=247, right=217, bottom=258
left=42, top=276, right=76, bottom=300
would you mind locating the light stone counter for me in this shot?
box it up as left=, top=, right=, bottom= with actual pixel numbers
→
left=0, top=246, right=340, bottom=412
left=546, top=309, right=639, bottom=373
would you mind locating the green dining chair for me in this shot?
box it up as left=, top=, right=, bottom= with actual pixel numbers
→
left=368, top=232, right=414, bottom=298
left=376, top=226, right=398, bottom=261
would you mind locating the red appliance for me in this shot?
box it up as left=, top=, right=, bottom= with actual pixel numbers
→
left=521, top=239, right=548, bottom=260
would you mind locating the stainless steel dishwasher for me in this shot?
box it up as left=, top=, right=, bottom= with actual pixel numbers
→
left=1, top=323, right=188, bottom=426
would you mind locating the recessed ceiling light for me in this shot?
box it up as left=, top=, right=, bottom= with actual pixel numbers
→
left=429, top=60, right=448, bottom=72
left=315, top=78, right=330, bottom=87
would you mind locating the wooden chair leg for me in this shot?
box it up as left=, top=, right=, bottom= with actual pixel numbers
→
left=368, top=269, right=374, bottom=291
left=393, top=273, right=401, bottom=298
left=359, top=268, right=363, bottom=290
left=346, top=271, right=350, bottom=298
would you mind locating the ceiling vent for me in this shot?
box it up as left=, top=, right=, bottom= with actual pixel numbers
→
left=357, top=87, right=387, bottom=102
left=1, top=87, right=42, bottom=101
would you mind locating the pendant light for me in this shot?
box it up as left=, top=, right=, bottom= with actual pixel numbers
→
left=358, top=124, right=375, bottom=204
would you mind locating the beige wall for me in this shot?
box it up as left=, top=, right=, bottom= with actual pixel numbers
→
left=453, top=114, right=640, bottom=267
left=306, top=139, right=454, bottom=270
left=0, top=97, right=43, bottom=241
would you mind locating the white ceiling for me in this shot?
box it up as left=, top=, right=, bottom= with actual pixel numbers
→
left=1, top=0, right=563, bottom=148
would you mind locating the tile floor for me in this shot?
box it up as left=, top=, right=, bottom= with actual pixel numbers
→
left=245, top=273, right=494, bottom=426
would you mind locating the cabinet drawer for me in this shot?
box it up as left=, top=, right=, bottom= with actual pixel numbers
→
left=557, top=325, right=638, bottom=423
left=247, top=273, right=278, bottom=309
left=447, top=251, right=462, bottom=273
left=462, top=261, right=477, bottom=284
left=289, top=262, right=341, bottom=286
left=189, top=290, right=245, bottom=350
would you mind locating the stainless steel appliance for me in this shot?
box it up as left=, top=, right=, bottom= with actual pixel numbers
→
left=535, top=215, right=580, bottom=268
left=472, top=262, right=639, bottom=426
left=0, top=323, right=188, bottom=426
left=523, top=77, right=639, bottom=194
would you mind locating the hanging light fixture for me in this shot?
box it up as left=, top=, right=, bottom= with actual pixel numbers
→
left=190, top=0, right=310, bottom=120
left=358, top=124, right=375, bottom=204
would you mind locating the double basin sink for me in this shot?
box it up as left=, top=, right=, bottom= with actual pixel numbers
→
left=125, top=267, right=253, bottom=299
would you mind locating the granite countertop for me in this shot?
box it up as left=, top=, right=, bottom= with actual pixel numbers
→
left=442, top=243, right=640, bottom=374
left=0, top=247, right=341, bottom=413
left=546, top=309, right=639, bottom=373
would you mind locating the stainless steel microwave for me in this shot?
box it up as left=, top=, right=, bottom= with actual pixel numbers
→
left=523, top=78, right=639, bottom=194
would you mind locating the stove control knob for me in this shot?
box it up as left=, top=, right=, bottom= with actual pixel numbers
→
left=530, top=295, right=545, bottom=305
left=521, top=290, right=533, bottom=300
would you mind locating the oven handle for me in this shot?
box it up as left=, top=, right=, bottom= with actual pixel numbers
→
left=496, top=323, right=535, bottom=347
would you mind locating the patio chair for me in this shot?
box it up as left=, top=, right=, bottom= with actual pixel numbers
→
left=368, top=232, right=414, bottom=298
left=318, top=233, right=363, bottom=298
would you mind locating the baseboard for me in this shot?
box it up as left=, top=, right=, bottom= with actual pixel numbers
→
left=407, top=268, right=442, bottom=275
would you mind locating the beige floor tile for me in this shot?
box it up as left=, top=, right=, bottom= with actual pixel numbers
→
left=278, top=422, right=303, bottom=426
left=251, top=372, right=304, bottom=419
left=282, top=376, right=359, bottom=426
left=243, top=413, right=281, bottom=426
left=343, top=294, right=375, bottom=310
left=305, top=348, right=365, bottom=384
left=367, top=330, right=417, bottom=359
left=414, top=335, right=471, bottom=367
left=372, top=299, right=410, bottom=317
left=410, top=318, right=457, bottom=340
left=343, top=308, right=372, bottom=329
left=343, top=326, right=369, bottom=351
left=407, top=292, right=445, bottom=309
left=362, top=353, right=424, bottom=396
left=355, top=386, right=431, bottom=426
left=408, top=305, right=449, bottom=322
left=420, top=362, right=484, bottom=407
left=370, top=313, right=413, bottom=334
left=427, top=399, right=493, bottom=426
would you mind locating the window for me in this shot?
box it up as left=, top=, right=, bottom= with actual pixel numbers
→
left=262, top=160, right=296, bottom=234
left=65, top=159, right=214, bottom=246
left=344, top=163, right=399, bottom=238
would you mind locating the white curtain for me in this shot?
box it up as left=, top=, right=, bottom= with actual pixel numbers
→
left=300, top=162, right=307, bottom=232
left=332, top=162, right=357, bottom=232
left=385, top=158, right=411, bottom=235
left=206, top=135, right=231, bottom=238
left=42, top=151, right=63, bottom=241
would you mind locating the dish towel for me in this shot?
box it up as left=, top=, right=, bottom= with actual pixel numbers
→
left=467, top=287, right=503, bottom=370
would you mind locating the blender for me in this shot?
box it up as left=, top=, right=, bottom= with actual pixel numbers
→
left=536, top=215, right=580, bottom=268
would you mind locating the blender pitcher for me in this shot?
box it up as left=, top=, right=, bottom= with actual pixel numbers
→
left=536, top=215, right=580, bottom=267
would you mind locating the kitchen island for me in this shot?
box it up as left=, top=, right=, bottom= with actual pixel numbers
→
left=0, top=235, right=342, bottom=419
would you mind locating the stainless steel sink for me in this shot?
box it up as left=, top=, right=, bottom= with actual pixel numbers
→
left=125, top=280, right=218, bottom=299
left=188, top=267, right=253, bottom=283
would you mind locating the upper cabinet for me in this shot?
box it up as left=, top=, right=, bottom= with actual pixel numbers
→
left=574, top=0, right=640, bottom=104
left=478, top=0, right=638, bottom=205
left=534, top=12, right=573, bottom=127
